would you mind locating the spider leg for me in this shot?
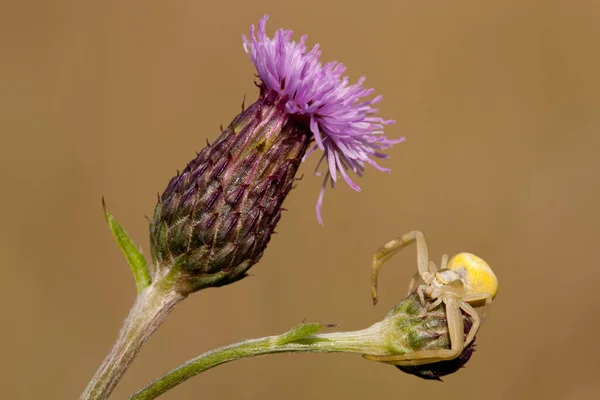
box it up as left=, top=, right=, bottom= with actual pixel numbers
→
left=416, top=284, right=427, bottom=305
left=427, top=296, right=443, bottom=311
left=364, top=297, right=465, bottom=366
left=371, top=231, right=431, bottom=305
left=440, top=254, right=449, bottom=270
left=408, top=261, right=437, bottom=296
left=458, top=300, right=480, bottom=347
left=406, top=271, right=421, bottom=295
left=463, top=292, right=493, bottom=307
left=429, top=260, right=438, bottom=274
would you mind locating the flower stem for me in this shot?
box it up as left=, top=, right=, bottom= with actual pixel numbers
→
left=80, top=280, right=184, bottom=400
left=128, top=320, right=399, bottom=400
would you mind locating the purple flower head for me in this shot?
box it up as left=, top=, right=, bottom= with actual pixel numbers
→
left=243, top=15, right=404, bottom=224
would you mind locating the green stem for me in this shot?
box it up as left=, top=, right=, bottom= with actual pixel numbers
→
left=80, top=281, right=184, bottom=400
left=128, top=320, right=399, bottom=400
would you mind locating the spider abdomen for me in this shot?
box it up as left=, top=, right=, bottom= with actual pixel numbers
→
left=447, top=252, right=498, bottom=299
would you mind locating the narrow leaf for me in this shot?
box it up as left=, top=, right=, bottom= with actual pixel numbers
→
left=102, top=197, right=151, bottom=293
left=276, top=322, right=322, bottom=345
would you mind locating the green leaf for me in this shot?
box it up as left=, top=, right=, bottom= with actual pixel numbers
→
left=276, top=322, right=322, bottom=345
left=102, top=197, right=151, bottom=293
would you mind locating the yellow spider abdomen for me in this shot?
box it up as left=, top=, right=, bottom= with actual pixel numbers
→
left=446, top=252, right=498, bottom=299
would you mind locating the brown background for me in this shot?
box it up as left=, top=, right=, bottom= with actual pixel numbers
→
left=2, top=0, right=599, bottom=399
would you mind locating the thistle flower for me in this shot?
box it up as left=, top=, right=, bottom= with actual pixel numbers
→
left=244, top=16, right=404, bottom=223
left=149, top=15, right=402, bottom=294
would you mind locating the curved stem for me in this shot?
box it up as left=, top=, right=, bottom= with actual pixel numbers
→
left=128, top=321, right=394, bottom=400
left=80, top=282, right=184, bottom=400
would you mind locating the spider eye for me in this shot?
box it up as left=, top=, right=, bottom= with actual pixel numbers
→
left=434, top=272, right=448, bottom=284
left=446, top=253, right=498, bottom=299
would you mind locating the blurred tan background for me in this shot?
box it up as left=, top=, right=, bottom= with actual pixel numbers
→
left=2, top=0, right=599, bottom=399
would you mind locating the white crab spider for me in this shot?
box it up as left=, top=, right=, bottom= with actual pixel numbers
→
left=365, top=230, right=498, bottom=366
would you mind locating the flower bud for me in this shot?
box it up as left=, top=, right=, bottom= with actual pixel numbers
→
left=367, top=293, right=477, bottom=380
left=394, top=301, right=476, bottom=380
left=150, top=90, right=309, bottom=294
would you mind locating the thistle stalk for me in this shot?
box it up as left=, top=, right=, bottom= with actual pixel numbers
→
left=80, top=276, right=184, bottom=400
left=128, top=325, right=380, bottom=400
left=128, top=293, right=476, bottom=399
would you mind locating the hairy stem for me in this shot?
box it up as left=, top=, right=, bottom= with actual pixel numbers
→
left=128, top=321, right=398, bottom=400
left=80, top=281, right=184, bottom=400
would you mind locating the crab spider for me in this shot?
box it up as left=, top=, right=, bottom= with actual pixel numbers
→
left=366, top=230, right=498, bottom=366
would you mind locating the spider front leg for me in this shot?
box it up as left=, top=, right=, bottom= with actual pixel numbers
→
left=364, top=296, right=466, bottom=366
left=371, top=230, right=432, bottom=305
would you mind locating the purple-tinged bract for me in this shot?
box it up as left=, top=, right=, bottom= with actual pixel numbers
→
left=243, top=15, right=404, bottom=223
left=150, top=91, right=310, bottom=294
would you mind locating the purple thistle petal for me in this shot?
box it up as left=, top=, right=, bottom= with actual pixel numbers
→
left=310, top=116, right=325, bottom=151
left=327, top=145, right=337, bottom=182
left=316, top=175, right=327, bottom=225
left=335, top=150, right=361, bottom=191
left=302, top=143, right=320, bottom=162
left=243, top=15, right=403, bottom=223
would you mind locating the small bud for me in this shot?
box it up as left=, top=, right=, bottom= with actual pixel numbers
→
left=395, top=304, right=476, bottom=380
left=363, top=293, right=477, bottom=380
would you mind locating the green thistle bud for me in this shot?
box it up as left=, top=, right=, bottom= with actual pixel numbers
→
left=392, top=295, right=476, bottom=380
left=149, top=89, right=310, bottom=294
left=363, top=293, right=477, bottom=380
